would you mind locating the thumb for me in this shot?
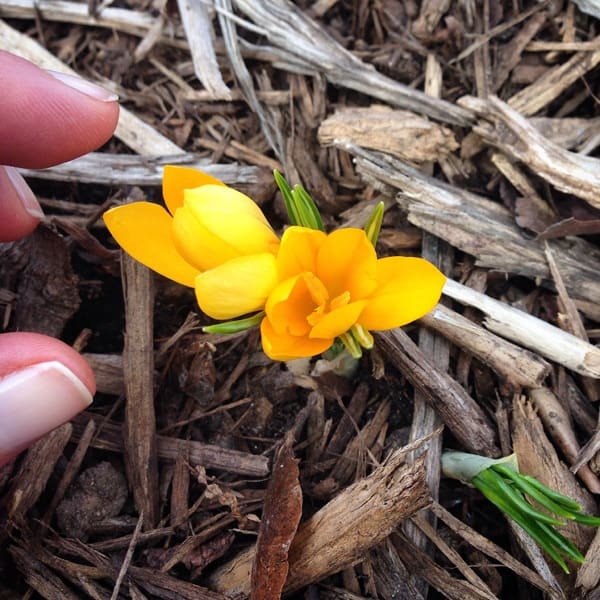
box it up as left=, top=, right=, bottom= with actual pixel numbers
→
left=0, top=333, right=95, bottom=465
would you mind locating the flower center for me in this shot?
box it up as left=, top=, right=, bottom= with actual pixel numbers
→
left=303, top=273, right=350, bottom=327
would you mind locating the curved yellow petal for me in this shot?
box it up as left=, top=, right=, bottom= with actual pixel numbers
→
left=316, top=228, right=377, bottom=300
left=194, top=253, right=278, bottom=320
left=185, top=185, right=272, bottom=226
left=162, top=165, right=226, bottom=215
left=265, top=274, right=313, bottom=337
left=359, top=257, right=446, bottom=330
left=260, top=317, right=333, bottom=361
left=309, top=300, right=367, bottom=339
left=276, top=226, right=326, bottom=280
left=103, top=202, right=199, bottom=287
left=172, top=206, right=241, bottom=271
left=171, top=187, right=280, bottom=271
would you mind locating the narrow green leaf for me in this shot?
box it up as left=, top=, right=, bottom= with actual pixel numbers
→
left=274, top=170, right=300, bottom=226
left=473, top=472, right=571, bottom=573
left=492, top=464, right=576, bottom=519
left=477, top=469, right=564, bottom=527
left=523, top=516, right=572, bottom=574
left=202, top=312, right=264, bottom=334
left=536, top=521, right=585, bottom=564
left=571, top=512, right=600, bottom=527
left=364, top=201, right=384, bottom=247
left=291, top=185, right=325, bottom=231
left=520, top=474, right=582, bottom=512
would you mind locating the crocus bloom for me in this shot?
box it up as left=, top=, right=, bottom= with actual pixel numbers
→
left=104, top=166, right=280, bottom=319
left=260, top=226, right=446, bottom=360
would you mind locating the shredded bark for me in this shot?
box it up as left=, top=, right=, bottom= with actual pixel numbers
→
left=2, top=0, right=600, bottom=598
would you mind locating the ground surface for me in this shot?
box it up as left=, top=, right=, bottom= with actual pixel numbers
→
left=2, top=0, right=600, bottom=598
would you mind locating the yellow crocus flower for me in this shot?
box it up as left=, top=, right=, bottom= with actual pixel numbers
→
left=260, top=226, right=446, bottom=360
left=103, top=166, right=280, bottom=319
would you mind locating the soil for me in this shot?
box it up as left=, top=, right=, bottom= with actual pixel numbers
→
left=2, top=0, right=600, bottom=598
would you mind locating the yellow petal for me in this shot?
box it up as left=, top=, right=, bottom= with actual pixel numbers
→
left=276, top=226, right=327, bottom=280
left=185, top=185, right=272, bottom=226
left=265, top=274, right=314, bottom=337
left=162, top=165, right=226, bottom=215
left=194, top=253, right=278, bottom=320
left=172, top=187, right=280, bottom=271
left=309, top=300, right=367, bottom=339
left=103, top=202, right=199, bottom=287
left=359, top=257, right=446, bottom=330
left=260, top=317, right=333, bottom=361
left=316, top=228, right=377, bottom=300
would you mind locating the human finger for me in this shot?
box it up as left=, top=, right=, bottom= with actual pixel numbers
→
left=0, top=332, right=95, bottom=465
left=0, top=50, right=120, bottom=168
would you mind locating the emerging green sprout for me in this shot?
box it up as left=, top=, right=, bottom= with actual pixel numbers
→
left=442, top=451, right=600, bottom=574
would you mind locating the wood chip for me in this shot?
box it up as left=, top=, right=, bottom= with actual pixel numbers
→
left=210, top=451, right=430, bottom=595
left=122, top=254, right=159, bottom=528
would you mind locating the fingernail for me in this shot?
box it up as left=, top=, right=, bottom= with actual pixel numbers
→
left=4, top=166, right=44, bottom=219
left=46, top=70, right=119, bottom=102
left=0, top=361, right=93, bottom=456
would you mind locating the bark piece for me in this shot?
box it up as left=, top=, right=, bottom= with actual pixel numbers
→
left=9, top=546, right=81, bottom=600
left=461, top=95, right=600, bottom=212
left=3, top=424, right=71, bottom=522
left=539, top=217, right=600, bottom=240
left=492, top=11, right=547, bottom=91
left=410, top=514, right=497, bottom=598
left=210, top=452, right=430, bottom=595
left=82, top=353, right=124, bottom=396
left=392, top=531, right=496, bottom=600
left=431, top=501, right=564, bottom=598
left=20, top=154, right=275, bottom=203
left=404, top=234, right=449, bottom=587
left=420, top=304, right=551, bottom=388
left=42, top=419, right=96, bottom=527
left=71, top=414, right=270, bottom=477
left=122, top=254, right=159, bottom=529
left=412, top=0, right=451, bottom=37
left=508, top=43, right=600, bottom=116
left=225, top=0, right=472, bottom=126
left=251, top=436, right=302, bottom=600
left=443, top=279, right=600, bottom=378
left=176, top=0, right=231, bottom=99
left=318, top=107, right=458, bottom=163
left=371, top=539, right=425, bottom=600
left=375, top=328, right=500, bottom=457
left=0, top=0, right=170, bottom=40
left=529, top=388, right=600, bottom=493
left=2, top=225, right=80, bottom=337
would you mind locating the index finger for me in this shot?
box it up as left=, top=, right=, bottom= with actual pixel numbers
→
left=0, top=51, right=119, bottom=169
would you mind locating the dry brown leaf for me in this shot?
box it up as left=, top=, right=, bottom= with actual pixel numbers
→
left=251, top=435, right=302, bottom=600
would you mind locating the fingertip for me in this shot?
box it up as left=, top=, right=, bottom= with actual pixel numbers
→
left=0, top=51, right=120, bottom=168
left=0, top=333, right=95, bottom=465
left=0, top=332, right=96, bottom=396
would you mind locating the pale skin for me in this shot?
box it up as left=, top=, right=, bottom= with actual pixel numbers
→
left=0, top=51, right=119, bottom=465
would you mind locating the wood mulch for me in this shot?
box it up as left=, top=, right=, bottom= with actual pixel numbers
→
left=2, top=0, right=600, bottom=598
